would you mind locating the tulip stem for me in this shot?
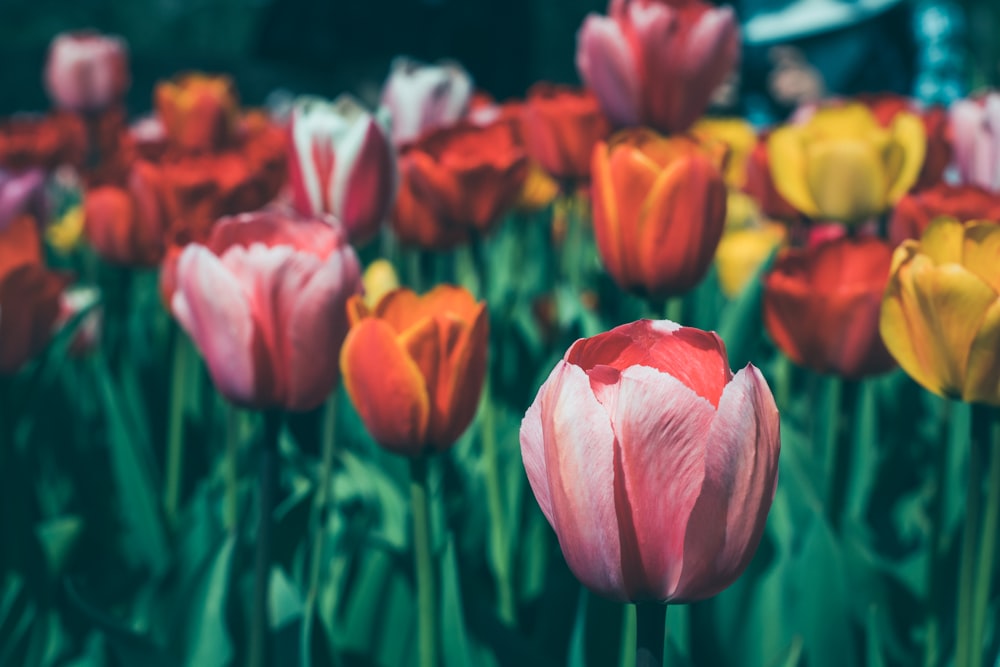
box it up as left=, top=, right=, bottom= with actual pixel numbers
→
left=164, top=329, right=191, bottom=528
left=249, top=412, right=282, bottom=667
left=664, top=297, right=684, bottom=325
left=955, top=401, right=979, bottom=667
left=481, top=380, right=516, bottom=625
left=635, top=603, right=667, bottom=667
left=302, top=397, right=339, bottom=667
left=969, top=408, right=1000, bottom=664
left=410, top=456, right=438, bottom=667
left=224, top=404, right=240, bottom=532
left=922, top=401, right=952, bottom=667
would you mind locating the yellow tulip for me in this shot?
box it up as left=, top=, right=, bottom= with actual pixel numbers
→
left=725, top=189, right=761, bottom=230
left=46, top=205, right=85, bottom=254
left=362, top=259, right=400, bottom=308
left=515, top=161, right=560, bottom=212
left=715, top=222, right=786, bottom=298
left=768, top=104, right=925, bottom=224
left=692, top=117, right=757, bottom=188
left=880, top=218, right=1000, bottom=404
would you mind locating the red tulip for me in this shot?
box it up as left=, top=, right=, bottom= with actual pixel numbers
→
left=889, top=183, right=1000, bottom=246
left=44, top=31, right=130, bottom=113
left=155, top=73, right=240, bottom=154
left=576, top=0, right=740, bottom=134
left=0, top=112, right=86, bottom=171
left=742, top=136, right=799, bottom=221
left=84, top=160, right=170, bottom=266
left=520, top=319, right=780, bottom=602
left=763, top=237, right=896, bottom=378
left=521, top=84, right=610, bottom=183
left=170, top=212, right=361, bottom=411
left=287, top=95, right=396, bottom=244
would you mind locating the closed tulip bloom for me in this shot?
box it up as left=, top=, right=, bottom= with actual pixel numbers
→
left=692, top=117, right=756, bottom=189
left=591, top=129, right=727, bottom=298
left=171, top=212, right=362, bottom=411
left=0, top=168, right=45, bottom=232
left=764, top=237, right=896, bottom=378
left=521, top=84, right=610, bottom=183
left=864, top=94, right=950, bottom=192
left=0, top=113, right=86, bottom=171
left=889, top=184, right=1000, bottom=246
left=715, top=222, right=785, bottom=298
left=84, top=161, right=171, bottom=266
left=361, top=259, right=400, bottom=308
left=880, top=218, right=1000, bottom=405
left=380, top=57, right=473, bottom=147
left=44, top=31, right=130, bottom=113
left=576, top=0, right=740, bottom=135
left=950, top=93, right=1000, bottom=192
left=520, top=319, right=780, bottom=602
left=392, top=121, right=527, bottom=248
left=768, top=104, right=925, bottom=223
left=340, top=286, right=488, bottom=456
left=287, top=95, right=396, bottom=244
left=155, top=73, right=240, bottom=153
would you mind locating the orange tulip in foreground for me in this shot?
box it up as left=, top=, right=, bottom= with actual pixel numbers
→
left=591, top=129, right=727, bottom=298
left=340, top=286, right=488, bottom=456
left=880, top=218, right=1000, bottom=405
left=521, top=319, right=780, bottom=602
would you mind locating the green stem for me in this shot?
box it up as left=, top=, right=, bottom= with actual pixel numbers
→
left=164, top=330, right=191, bottom=527
left=822, top=376, right=846, bottom=527
left=773, top=353, right=793, bottom=412
left=970, top=408, right=1000, bottom=663
left=249, top=413, right=282, bottom=667
left=302, top=398, right=338, bottom=667
left=620, top=605, right=637, bottom=667
left=955, top=401, right=979, bottom=667
left=922, top=401, right=951, bottom=667
left=224, top=404, right=240, bottom=532
left=635, top=603, right=667, bottom=667
left=410, top=457, right=437, bottom=667
left=664, top=297, right=684, bottom=325
left=481, top=380, right=515, bottom=625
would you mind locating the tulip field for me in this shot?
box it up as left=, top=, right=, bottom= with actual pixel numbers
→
left=3, top=2, right=1000, bottom=667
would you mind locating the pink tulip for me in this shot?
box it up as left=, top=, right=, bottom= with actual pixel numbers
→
left=576, top=0, right=740, bottom=134
left=0, top=169, right=46, bottom=232
left=287, top=95, right=396, bottom=244
left=171, top=211, right=362, bottom=412
left=44, top=31, right=130, bottom=112
left=520, top=319, right=779, bottom=602
left=380, top=57, right=473, bottom=147
left=950, top=93, right=1000, bottom=192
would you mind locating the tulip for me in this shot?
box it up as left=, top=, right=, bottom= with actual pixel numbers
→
left=520, top=84, right=610, bottom=183
left=84, top=161, right=171, bottom=266
left=520, top=319, right=780, bottom=602
left=864, top=94, right=950, bottom=192
left=0, top=168, right=45, bottom=232
left=880, top=218, right=1000, bottom=405
left=0, top=112, right=86, bottom=171
left=692, top=117, right=756, bottom=188
left=516, top=161, right=560, bottom=212
left=340, top=285, right=488, bottom=456
left=391, top=121, right=527, bottom=248
left=763, top=236, right=896, bottom=378
left=768, top=103, right=925, bottom=223
left=46, top=204, right=86, bottom=254
left=361, top=259, right=400, bottom=308
left=576, top=0, right=740, bottom=134
left=44, top=31, right=130, bottom=113
left=950, top=93, right=1000, bottom=192
left=380, top=57, right=473, bottom=147
left=889, top=184, right=1000, bottom=246
left=286, top=95, right=396, bottom=244
left=155, top=73, right=240, bottom=153
left=171, top=212, right=361, bottom=411
left=591, top=128, right=727, bottom=298
left=715, top=222, right=785, bottom=298
left=743, top=137, right=798, bottom=221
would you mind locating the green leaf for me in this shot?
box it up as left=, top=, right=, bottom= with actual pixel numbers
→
left=440, top=537, right=473, bottom=667
left=183, top=536, right=236, bottom=667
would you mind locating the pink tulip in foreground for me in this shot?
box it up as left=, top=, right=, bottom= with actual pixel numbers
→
left=950, top=93, right=1000, bottom=192
left=521, top=319, right=779, bottom=602
left=380, top=57, right=473, bottom=147
left=287, top=95, right=396, bottom=244
left=576, top=0, right=740, bottom=134
left=171, top=211, right=362, bottom=411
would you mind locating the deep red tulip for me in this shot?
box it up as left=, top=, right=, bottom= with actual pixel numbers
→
left=889, top=183, right=1000, bottom=246
left=84, top=160, right=170, bottom=266
left=521, top=84, right=610, bottom=183
left=521, top=319, right=780, bottom=602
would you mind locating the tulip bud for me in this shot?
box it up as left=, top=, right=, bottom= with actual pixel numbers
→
left=380, top=57, right=473, bottom=147
left=287, top=95, right=396, bottom=244
left=764, top=237, right=896, bottom=378
left=340, top=286, right=488, bottom=456
left=521, top=319, right=780, bottom=602
left=591, top=128, right=727, bottom=299
left=44, top=31, right=130, bottom=113
left=171, top=212, right=362, bottom=411
left=155, top=73, right=240, bottom=153
left=880, top=218, right=1000, bottom=405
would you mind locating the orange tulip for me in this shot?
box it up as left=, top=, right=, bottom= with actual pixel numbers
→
left=155, top=73, right=240, bottom=153
left=591, top=128, right=727, bottom=298
left=340, top=286, right=488, bottom=456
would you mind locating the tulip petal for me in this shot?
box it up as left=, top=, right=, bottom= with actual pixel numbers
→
left=172, top=245, right=258, bottom=405
left=920, top=217, right=965, bottom=265
left=767, top=128, right=818, bottom=217
left=961, top=222, right=1000, bottom=293
left=340, top=318, right=430, bottom=454
left=963, top=299, right=1000, bottom=405
left=885, top=112, right=926, bottom=202
left=612, top=365, right=716, bottom=600
left=674, top=365, right=779, bottom=601
left=341, top=118, right=395, bottom=242
left=576, top=15, right=640, bottom=127
left=805, top=140, right=886, bottom=222
left=521, top=365, right=560, bottom=526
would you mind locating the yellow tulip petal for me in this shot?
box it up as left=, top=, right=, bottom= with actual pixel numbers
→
left=884, top=111, right=926, bottom=202
left=692, top=117, right=756, bottom=187
left=767, top=127, right=819, bottom=217
left=808, top=104, right=882, bottom=139
left=920, top=217, right=966, bottom=266
left=963, top=298, right=1000, bottom=405
left=805, top=140, right=886, bottom=222
left=961, top=221, right=1000, bottom=292
left=715, top=223, right=786, bottom=298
